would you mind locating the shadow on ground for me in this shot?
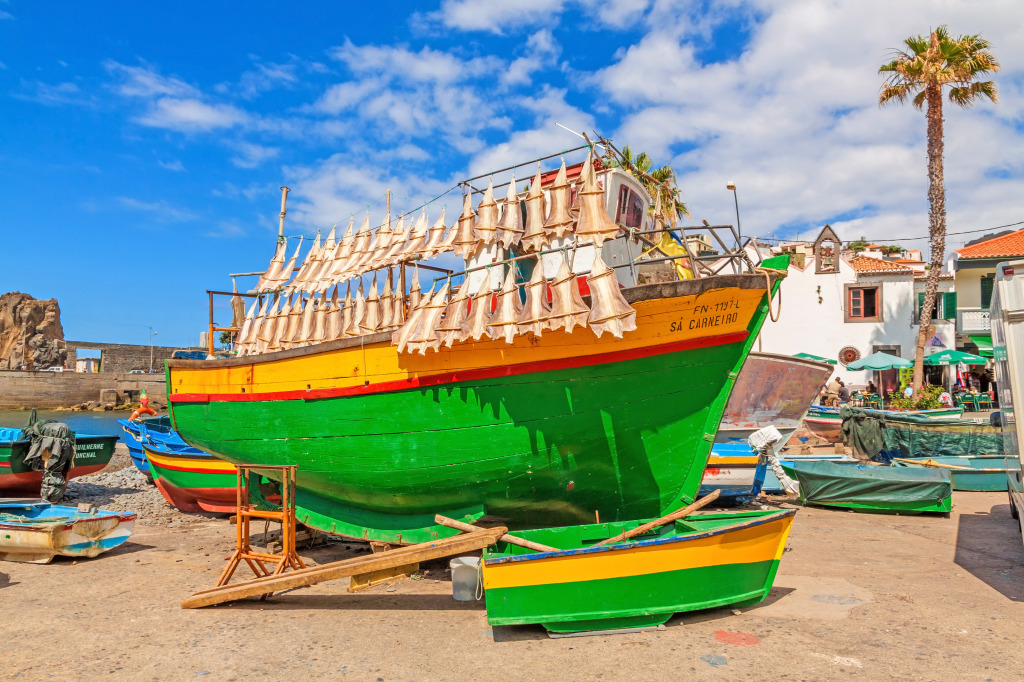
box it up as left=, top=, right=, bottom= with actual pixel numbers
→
left=954, top=501, right=1024, bottom=602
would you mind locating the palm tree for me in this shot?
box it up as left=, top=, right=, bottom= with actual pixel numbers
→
left=610, top=145, right=689, bottom=221
left=879, top=26, right=999, bottom=394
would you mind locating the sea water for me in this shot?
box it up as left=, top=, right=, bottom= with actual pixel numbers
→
left=0, top=409, right=130, bottom=443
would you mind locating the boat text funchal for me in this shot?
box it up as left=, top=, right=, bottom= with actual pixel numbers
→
left=166, top=140, right=789, bottom=544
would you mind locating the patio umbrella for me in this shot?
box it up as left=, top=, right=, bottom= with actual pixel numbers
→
left=846, top=352, right=912, bottom=371
left=793, top=352, right=837, bottom=365
left=923, top=349, right=987, bottom=366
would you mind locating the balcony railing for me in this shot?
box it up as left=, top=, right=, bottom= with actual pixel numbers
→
left=957, top=307, right=991, bottom=334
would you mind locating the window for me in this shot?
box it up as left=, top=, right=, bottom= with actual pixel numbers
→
left=615, top=185, right=644, bottom=229
left=981, top=275, right=994, bottom=309
left=845, top=285, right=881, bottom=322
left=917, top=292, right=957, bottom=321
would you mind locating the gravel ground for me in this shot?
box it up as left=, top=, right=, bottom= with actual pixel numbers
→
left=61, top=445, right=217, bottom=527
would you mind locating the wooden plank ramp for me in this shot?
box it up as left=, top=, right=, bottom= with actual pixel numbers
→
left=181, top=527, right=507, bottom=609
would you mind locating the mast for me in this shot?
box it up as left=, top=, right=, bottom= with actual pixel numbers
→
left=278, top=186, right=290, bottom=240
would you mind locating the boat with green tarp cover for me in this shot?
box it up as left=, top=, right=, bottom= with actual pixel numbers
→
left=894, top=455, right=1017, bottom=491
left=840, top=406, right=1003, bottom=462
left=165, top=148, right=788, bottom=544
left=781, top=460, right=952, bottom=514
left=481, top=508, right=795, bottom=633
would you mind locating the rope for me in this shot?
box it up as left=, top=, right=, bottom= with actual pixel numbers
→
left=475, top=558, right=484, bottom=601
left=756, top=266, right=787, bottom=323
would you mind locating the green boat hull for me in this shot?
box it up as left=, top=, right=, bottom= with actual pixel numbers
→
left=482, top=509, right=795, bottom=632
left=0, top=435, right=118, bottom=497
left=894, top=456, right=1016, bottom=492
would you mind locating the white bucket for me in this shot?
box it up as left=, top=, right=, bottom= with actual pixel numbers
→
left=450, top=556, right=481, bottom=601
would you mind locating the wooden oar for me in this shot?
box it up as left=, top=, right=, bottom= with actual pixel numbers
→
left=594, top=489, right=721, bottom=547
left=434, top=515, right=559, bottom=553
left=895, top=457, right=970, bottom=470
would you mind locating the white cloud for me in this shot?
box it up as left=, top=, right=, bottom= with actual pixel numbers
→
left=501, top=30, right=560, bottom=87
left=593, top=0, right=1024, bottom=256
left=0, top=10, right=12, bottom=20
left=136, top=98, right=248, bottom=131
left=426, top=0, right=564, bottom=34
left=229, top=141, right=279, bottom=169
left=117, top=196, right=198, bottom=222
left=13, top=81, right=94, bottom=107
left=216, top=61, right=299, bottom=99
left=205, top=220, right=247, bottom=238
left=105, top=61, right=198, bottom=98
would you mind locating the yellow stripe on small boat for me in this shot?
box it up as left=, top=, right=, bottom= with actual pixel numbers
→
left=170, top=287, right=763, bottom=397
left=483, top=516, right=793, bottom=590
left=145, top=451, right=237, bottom=472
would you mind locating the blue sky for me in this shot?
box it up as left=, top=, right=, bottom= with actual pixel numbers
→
left=2, top=1, right=1022, bottom=346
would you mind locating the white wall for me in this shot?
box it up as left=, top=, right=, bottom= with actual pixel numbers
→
left=756, top=255, right=955, bottom=385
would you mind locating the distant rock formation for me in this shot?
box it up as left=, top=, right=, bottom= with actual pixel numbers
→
left=0, top=292, right=67, bottom=370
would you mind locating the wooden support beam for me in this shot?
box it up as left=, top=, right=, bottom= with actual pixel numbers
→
left=181, top=527, right=506, bottom=609
left=434, top=515, right=559, bottom=553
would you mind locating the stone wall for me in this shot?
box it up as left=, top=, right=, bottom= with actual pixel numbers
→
left=65, top=341, right=182, bottom=374
left=0, top=371, right=167, bottom=409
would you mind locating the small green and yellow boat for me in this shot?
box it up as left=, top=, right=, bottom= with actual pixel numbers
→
left=482, top=508, right=795, bottom=633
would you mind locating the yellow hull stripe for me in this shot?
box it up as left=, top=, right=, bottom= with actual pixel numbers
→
left=170, top=286, right=763, bottom=397
left=145, top=451, right=237, bottom=473
left=482, top=516, right=793, bottom=590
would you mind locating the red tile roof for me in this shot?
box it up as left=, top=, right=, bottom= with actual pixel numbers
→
left=846, top=255, right=914, bottom=274
left=955, top=228, right=1024, bottom=259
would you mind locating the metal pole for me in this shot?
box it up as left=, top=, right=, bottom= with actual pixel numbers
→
left=278, top=187, right=290, bottom=241
left=149, top=326, right=153, bottom=372
left=727, top=182, right=743, bottom=271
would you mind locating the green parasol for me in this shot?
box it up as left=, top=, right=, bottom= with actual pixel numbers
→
left=793, top=352, right=838, bottom=365
left=923, top=349, right=987, bottom=366
left=846, top=352, right=913, bottom=371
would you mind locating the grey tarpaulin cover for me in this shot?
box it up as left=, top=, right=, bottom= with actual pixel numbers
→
left=21, top=410, right=76, bottom=502
left=841, top=406, right=1003, bottom=462
left=781, top=460, right=951, bottom=509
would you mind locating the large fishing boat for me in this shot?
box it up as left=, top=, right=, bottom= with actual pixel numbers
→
left=167, top=144, right=786, bottom=543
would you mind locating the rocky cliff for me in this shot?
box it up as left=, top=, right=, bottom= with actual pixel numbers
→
left=0, top=292, right=67, bottom=370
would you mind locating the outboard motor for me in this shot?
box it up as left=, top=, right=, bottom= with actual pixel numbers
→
left=20, top=409, right=76, bottom=502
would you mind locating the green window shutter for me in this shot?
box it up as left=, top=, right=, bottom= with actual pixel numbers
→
left=917, top=292, right=925, bottom=323
left=981, top=276, right=994, bottom=309
left=944, top=292, right=957, bottom=320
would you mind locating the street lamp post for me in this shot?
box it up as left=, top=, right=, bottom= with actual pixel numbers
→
left=149, top=327, right=158, bottom=373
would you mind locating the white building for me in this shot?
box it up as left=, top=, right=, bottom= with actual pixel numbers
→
left=756, top=226, right=955, bottom=393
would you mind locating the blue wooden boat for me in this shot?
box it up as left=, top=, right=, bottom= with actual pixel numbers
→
left=118, top=416, right=183, bottom=478
left=700, top=443, right=768, bottom=505
left=893, top=456, right=1017, bottom=492
left=0, top=500, right=135, bottom=563
left=781, top=460, right=952, bottom=514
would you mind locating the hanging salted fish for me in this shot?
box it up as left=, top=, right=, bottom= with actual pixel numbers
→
left=586, top=248, right=637, bottom=339
left=359, top=210, right=393, bottom=272
left=230, top=279, right=247, bottom=333
left=459, top=276, right=494, bottom=342
left=288, top=231, right=322, bottom=293
left=293, top=293, right=319, bottom=346
left=238, top=297, right=268, bottom=355
left=309, top=291, right=328, bottom=345
left=451, top=191, right=478, bottom=259
left=543, top=258, right=590, bottom=334
left=268, top=237, right=304, bottom=290
left=574, top=152, right=622, bottom=246
left=407, top=281, right=450, bottom=355
left=520, top=166, right=548, bottom=252
left=397, top=209, right=430, bottom=261
left=380, top=213, right=411, bottom=266
left=419, top=209, right=448, bottom=259
left=281, top=295, right=305, bottom=348
left=235, top=297, right=258, bottom=354
left=306, top=224, right=337, bottom=292
left=408, top=267, right=422, bottom=309
left=515, top=263, right=551, bottom=337
left=473, top=179, right=500, bottom=245
left=393, top=282, right=435, bottom=353
left=254, top=296, right=280, bottom=354
left=497, top=173, right=524, bottom=248
left=255, top=240, right=287, bottom=292
left=360, top=273, right=382, bottom=334
left=380, top=270, right=395, bottom=330
left=339, top=213, right=372, bottom=279
left=339, top=283, right=354, bottom=338
left=391, top=276, right=406, bottom=328
left=265, top=295, right=292, bottom=352
left=347, top=280, right=366, bottom=337
left=434, top=282, right=470, bottom=348
left=487, top=268, right=524, bottom=344
left=323, top=287, right=343, bottom=342
left=543, top=159, right=575, bottom=241
left=319, top=217, right=355, bottom=290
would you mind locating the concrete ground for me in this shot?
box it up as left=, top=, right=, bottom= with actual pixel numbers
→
left=1, top=492, right=1023, bottom=681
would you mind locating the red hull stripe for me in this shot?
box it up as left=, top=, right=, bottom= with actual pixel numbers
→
left=170, top=330, right=749, bottom=405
